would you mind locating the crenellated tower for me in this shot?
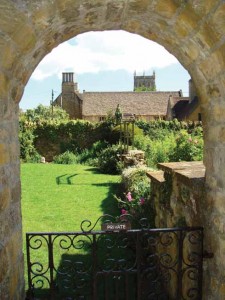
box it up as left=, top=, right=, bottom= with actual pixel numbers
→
left=133, top=71, right=156, bottom=91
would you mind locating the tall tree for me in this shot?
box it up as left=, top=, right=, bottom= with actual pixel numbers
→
left=20, top=104, right=69, bottom=122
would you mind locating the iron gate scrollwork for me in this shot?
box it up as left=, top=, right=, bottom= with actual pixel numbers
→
left=26, top=215, right=203, bottom=300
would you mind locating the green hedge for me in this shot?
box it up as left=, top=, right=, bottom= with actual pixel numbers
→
left=19, top=119, right=113, bottom=161
left=136, top=119, right=202, bottom=137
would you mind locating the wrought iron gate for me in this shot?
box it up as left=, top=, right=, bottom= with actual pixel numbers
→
left=26, top=215, right=203, bottom=300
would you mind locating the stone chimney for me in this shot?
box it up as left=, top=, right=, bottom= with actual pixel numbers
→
left=62, top=72, right=78, bottom=93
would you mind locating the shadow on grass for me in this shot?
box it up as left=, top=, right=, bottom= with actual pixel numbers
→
left=26, top=230, right=171, bottom=300
left=27, top=234, right=139, bottom=300
left=91, top=182, right=122, bottom=216
left=56, top=174, right=78, bottom=185
left=83, top=167, right=102, bottom=174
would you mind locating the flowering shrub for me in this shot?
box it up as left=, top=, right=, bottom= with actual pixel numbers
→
left=134, top=128, right=203, bottom=167
left=121, top=166, right=152, bottom=198
left=134, top=133, right=176, bottom=167
left=116, top=166, right=155, bottom=227
left=116, top=191, right=147, bottom=222
left=169, top=130, right=203, bottom=162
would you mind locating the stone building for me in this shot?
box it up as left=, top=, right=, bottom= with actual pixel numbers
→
left=54, top=72, right=195, bottom=122
left=167, top=79, right=201, bottom=121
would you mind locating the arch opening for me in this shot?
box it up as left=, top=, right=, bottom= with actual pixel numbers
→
left=20, top=29, right=191, bottom=110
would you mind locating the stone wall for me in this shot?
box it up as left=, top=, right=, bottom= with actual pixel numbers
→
left=0, top=0, right=225, bottom=298
left=147, top=162, right=217, bottom=299
left=188, top=105, right=202, bottom=122
left=147, top=162, right=205, bottom=228
left=120, top=150, right=145, bottom=168
left=54, top=92, right=82, bottom=120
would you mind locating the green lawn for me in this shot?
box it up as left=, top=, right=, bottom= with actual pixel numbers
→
left=21, top=163, right=121, bottom=297
left=21, top=163, right=121, bottom=233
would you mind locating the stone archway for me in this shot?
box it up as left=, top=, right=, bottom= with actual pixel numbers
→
left=1, top=1, right=225, bottom=298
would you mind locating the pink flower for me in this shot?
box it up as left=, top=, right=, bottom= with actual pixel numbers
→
left=126, top=192, right=133, bottom=202
left=139, top=197, right=145, bottom=205
left=121, top=209, right=128, bottom=215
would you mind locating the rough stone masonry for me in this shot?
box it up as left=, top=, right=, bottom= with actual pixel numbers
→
left=1, top=0, right=225, bottom=299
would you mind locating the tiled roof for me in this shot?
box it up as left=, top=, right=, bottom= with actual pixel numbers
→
left=172, top=96, right=190, bottom=106
left=81, top=91, right=181, bottom=116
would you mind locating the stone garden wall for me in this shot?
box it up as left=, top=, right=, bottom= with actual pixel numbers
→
left=147, top=162, right=224, bottom=299
left=147, top=162, right=205, bottom=228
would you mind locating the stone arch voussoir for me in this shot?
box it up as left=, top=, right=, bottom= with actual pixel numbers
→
left=1, top=0, right=225, bottom=298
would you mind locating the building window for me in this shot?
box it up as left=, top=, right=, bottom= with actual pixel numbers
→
left=99, top=116, right=106, bottom=121
left=198, top=113, right=202, bottom=121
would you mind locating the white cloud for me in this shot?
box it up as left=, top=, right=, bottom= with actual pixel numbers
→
left=32, top=30, right=178, bottom=81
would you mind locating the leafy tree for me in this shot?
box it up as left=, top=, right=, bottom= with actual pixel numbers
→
left=134, top=85, right=156, bottom=92
left=20, top=104, right=69, bottom=122
left=115, top=104, right=123, bottom=124
left=19, top=121, right=41, bottom=162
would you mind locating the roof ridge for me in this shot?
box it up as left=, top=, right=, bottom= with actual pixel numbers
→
left=82, top=91, right=180, bottom=94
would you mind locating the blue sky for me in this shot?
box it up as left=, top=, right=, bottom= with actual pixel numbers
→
left=20, top=30, right=190, bottom=110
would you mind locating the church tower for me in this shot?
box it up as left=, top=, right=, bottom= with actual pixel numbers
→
left=133, top=71, right=156, bottom=91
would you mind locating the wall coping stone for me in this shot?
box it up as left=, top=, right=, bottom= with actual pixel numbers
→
left=174, top=168, right=205, bottom=188
left=157, top=161, right=205, bottom=188
left=158, top=161, right=204, bottom=172
left=146, top=170, right=165, bottom=183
